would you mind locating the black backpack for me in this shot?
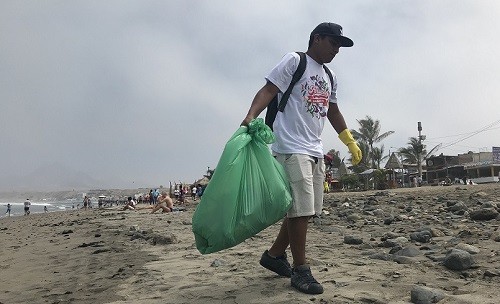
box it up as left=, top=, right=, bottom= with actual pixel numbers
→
left=264, top=51, right=334, bottom=130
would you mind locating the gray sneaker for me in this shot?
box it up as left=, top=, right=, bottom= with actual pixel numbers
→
left=259, top=250, right=292, bottom=277
left=291, top=264, right=324, bottom=294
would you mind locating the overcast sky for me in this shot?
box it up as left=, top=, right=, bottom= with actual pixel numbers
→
left=1, top=0, right=499, bottom=191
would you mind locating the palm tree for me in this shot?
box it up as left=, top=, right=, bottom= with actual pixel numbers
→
left=351, top=116, right=395, bottom=168
left=398, top=137, right=440, bottom=177
left=372, top=145, right=388, bottom=169
left=398, top=137, right=422, bottom=164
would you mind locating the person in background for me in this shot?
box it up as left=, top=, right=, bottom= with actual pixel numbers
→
left=323, top=180, right=330, bottom=193
left=152, top=189, right=160, bottom=205
left=44, top=206, right=48, bottom=213
left=177, top=186, right=186, bottom=204
left=191, top=186, right=197, bottom=201
left=151, top=192, right=174, bottom=214
left=83, top=196, right=89, bottom=209
left=123, top=196, right=137, bottom=210
left=5, top=203, right=11, bottom=216
left=149, top=189, right=154, bottom=205
left=24, top=199, right=31, bottom=215
left=196, top=185, right=204, bottom=198
left=241, top=22, right=362, bottom=295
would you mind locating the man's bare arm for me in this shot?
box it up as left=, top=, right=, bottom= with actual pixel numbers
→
left=241, top=81, right=280, bottom=126
left=327, top=102, right=348, bottom=134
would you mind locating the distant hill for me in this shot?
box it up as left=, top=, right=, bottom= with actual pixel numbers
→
left=0, top=162, right=102, bottom=192
left=0, top=188, right=151, bottom=202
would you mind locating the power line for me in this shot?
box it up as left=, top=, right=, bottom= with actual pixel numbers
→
left=437, top=119, right=500, bottom=151
left=426, top=125, right=500, bottom=140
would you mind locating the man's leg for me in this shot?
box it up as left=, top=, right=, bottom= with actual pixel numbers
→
left=260, top=217, right=293, bottom=277
left=287, top=155, right=324, bottom=295
left=261, top=215, right=309, bottom=277
left=287, top=216, right=309, bottom=266
left=268, top=218, right=289, bottom=257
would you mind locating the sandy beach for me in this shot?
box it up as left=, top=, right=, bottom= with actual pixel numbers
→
left=1, top=184, right=499, bottom=304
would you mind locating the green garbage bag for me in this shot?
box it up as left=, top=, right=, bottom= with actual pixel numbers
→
left=192, top=118, right=292, bottom=254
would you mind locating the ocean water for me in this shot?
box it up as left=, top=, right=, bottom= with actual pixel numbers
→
left=0, top=200, right=79, bottom=218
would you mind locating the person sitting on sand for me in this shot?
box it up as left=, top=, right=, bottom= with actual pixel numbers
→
left=123, top=196, right=137, bottom=210
left=151, top=191, right=173, bottom=214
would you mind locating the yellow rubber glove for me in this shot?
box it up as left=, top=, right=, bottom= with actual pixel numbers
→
left=338, top=129, right=362, bottom=165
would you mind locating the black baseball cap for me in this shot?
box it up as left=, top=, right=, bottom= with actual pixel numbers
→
left=310, top=22, right=353, bottom=47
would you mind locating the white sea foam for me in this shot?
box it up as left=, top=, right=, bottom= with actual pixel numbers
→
left=1, top=201, right=76, bottom=218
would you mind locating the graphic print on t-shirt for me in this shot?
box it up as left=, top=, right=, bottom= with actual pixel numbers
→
left=301, top=74, right=330, bottom=119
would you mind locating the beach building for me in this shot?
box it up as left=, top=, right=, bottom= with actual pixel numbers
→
left=462, top=150, right=500, bottom=183
left=426, top=149, right=500, bottom=184
left=426, top=154, right=465, bottom=185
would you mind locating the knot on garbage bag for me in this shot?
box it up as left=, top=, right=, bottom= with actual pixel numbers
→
left=248, top=118, right=275, bottom=144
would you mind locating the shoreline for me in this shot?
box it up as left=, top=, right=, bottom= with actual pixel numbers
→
left=1, top=185, right=499, bottom=303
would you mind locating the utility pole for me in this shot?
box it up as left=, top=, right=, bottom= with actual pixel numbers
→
left=417, top=122, right=426, bottom=180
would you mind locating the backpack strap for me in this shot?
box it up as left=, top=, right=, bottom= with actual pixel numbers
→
left=323, top=65, right=334, bottom=92
left=277, top=51, right=307, bottom=112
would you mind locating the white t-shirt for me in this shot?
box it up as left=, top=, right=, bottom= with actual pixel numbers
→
left=266, top=52, right=338, bottom=158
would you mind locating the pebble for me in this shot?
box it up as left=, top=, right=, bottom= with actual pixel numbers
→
left=454, top=243, right=480, bottom=254
left=410, top=231, right=432, bottom=243
left=469, top=208, right=498, bottom=221
left=369, top=252, right=393, bottom=261
left=319, top=185, right=500, bottom=299
left=380, top=239, right=400, bottom=248
left=383, top=217, right=394, bottom=225
left=347, top=213, right=361, bottom=221
left=344, top=235, right=363, bottom=245
left=393, top=246, right=421, bottom=257
left=483, top=269, right=500, bottom=277
left=410, top=285, right=446, bottom=304
left=150, top=234, right=177, bottom=245
left=210, top=258, right=226, bottom=267
left=443, top=249, right=473, bottom=271
left=393, top=256, right=415, bottom=264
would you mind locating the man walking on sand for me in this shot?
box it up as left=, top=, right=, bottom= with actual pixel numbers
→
left=241, top=22, right=362, bottom=294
